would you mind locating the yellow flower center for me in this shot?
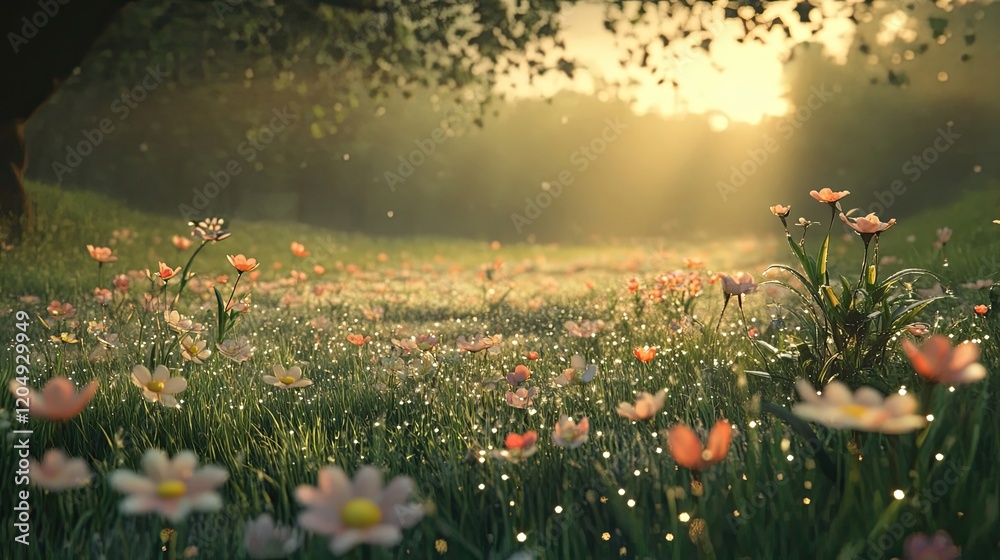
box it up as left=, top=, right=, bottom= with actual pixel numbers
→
left=280, top=376, right=296, bottom=385
left=146, top=380, right=165, bottom=393
left=157, top=480, right=187, bottom=499
left=187, top=345, right=199, bottom=354
left=341, top=498, right=382, bottom=529
left=839, top=404, right=869, bottom=419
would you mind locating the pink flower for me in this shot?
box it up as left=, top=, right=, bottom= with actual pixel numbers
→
left=840, top=213, right=897, bottom=234
left=8, top=377, right=99, bottom=421
left=769, top=204, right=791, bottom=217
left=552, top=415, right=589, bottom=449
left=616, top=390, right=666, bottom=421
left=109, top=449, right=228, bottom=523
left=47, top=301, right=76, bottom=319
left=93, top=288, right=113, bottom=305
left=721, top=273, right=757, bottom=296
left=243, top=513, right=302, bottom=559
left=29, top=449, right=92, bottom=491
left=903, top=531, right=960, bottom=560
left=295, top=465, right=423, bottom=556
left=113, top=274, right=131, bottom=291
left=505, top=386, right=537, bottom=409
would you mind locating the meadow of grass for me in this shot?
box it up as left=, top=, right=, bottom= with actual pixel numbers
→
left=0, top=182, right=998, bottom=559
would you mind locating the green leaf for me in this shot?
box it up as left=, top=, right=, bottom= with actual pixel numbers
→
left=817, top=233, right=830, bottom=281
left=214, top=287, right=227, bottom=342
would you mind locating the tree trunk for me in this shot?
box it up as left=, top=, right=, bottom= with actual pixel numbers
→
left=0, top=119, right=31, bottom=243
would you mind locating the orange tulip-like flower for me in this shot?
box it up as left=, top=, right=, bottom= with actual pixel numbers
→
left=87, top=245, right=118, bottom=263
left=769, top=204, right=791, bottom=217
left=669, top=420, right=732, bottom=470
left=290, top=242, right=309, bottom=257
left=974, top=304, right=988, bottom=316
left=8, top=377, right=99, bottom=421
left=683, top=257, right=705, bottom=269
left=156, top=262, right=181, bottom=281
left=506, top=365, right=531, bottom=386
left=346, top=333, right=371, bottom=347
left=172, top=235, right=194, bottom=250
left=525, top=351, right=540, bottom=361
left=840, top=213, right=896, bottom=234
left=505, top=430, right=537, bottom=451
left=227, top=254, right=260, bottom=273
left=313, top=265, right=325, bottom=276
left=633, top=346, right=657, bottom=363
left=810, top=188, right=850, bottom=203
left=901, top=335, right=987, bottom=385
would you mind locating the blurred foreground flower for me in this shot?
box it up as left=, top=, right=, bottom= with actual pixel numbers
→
left=29, top=449, right=92, bottom=491
left=244, top=513, right=302, bottom=559
left=901, top=335, right=987, bottom=385
left=492, top=431, right=538, bottom=463
left=296, top=465, right=423, bottom=556
left=131, top=365, right=187, bottom=408
left=8, top=377, right=98, bottom=421
left=616, top=390, right=666, bottom=421
left=109, top=449, right=228, bottom=523
left=172, top=235, right=193, bottom=250
left=263, top=365, right=313, bottom=389
left=792, top=380, right=925, bottom=434
left=563, top=320, right=605, bottom=338
left=903, top=531, right=960, bottom=560
left=669, top=420, right=732, bottom=470
left=552, top=415, right=589, bottom=449
left=290, top=242, right=309, bottom=257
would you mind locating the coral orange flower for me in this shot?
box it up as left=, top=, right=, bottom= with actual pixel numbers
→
left=113, top=274, right=130, bottom=291
left=290, top=242, right=309, bottom=257
left=47, top=301, right=76, bottom=319
left=8, top=377, right=99, bottom=421
left=683, top=257, right=705, bottom=269
left=506, top=365, right=531, bottom=386
left=525, top=351, right=540, bottom=361
left=839, top=213, right=896, bottom=234
left=901, top=335, right=987, bottom=385
left=346, top=333, right=371, bottom=347
left=87, top=245, right=118, bottom=263
left=633, top=346, right=657, bottom=362
left=669, top=420, right=732, bottom=470
left=172, top=235, right=194, bottom=250
left=809, top=188, right=850, bottom=203
left=156, top=262, right=181, bottom=281
left=227, top=254, right=260, bottom=273
left=626, top=277, right=640, bottom=293
left=313, top=265, right=325, bottom=276
left=769, top=204, right=791, bottom=217
left=505, top=430, right=537, bottom=451
left=974, top=304, right=988, bottom=316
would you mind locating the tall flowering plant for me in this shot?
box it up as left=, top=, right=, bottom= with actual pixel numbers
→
left=760, top=190, right=948, bottom=383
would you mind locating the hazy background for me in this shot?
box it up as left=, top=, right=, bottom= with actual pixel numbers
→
left=23, top=1, right=1000, bottom=242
